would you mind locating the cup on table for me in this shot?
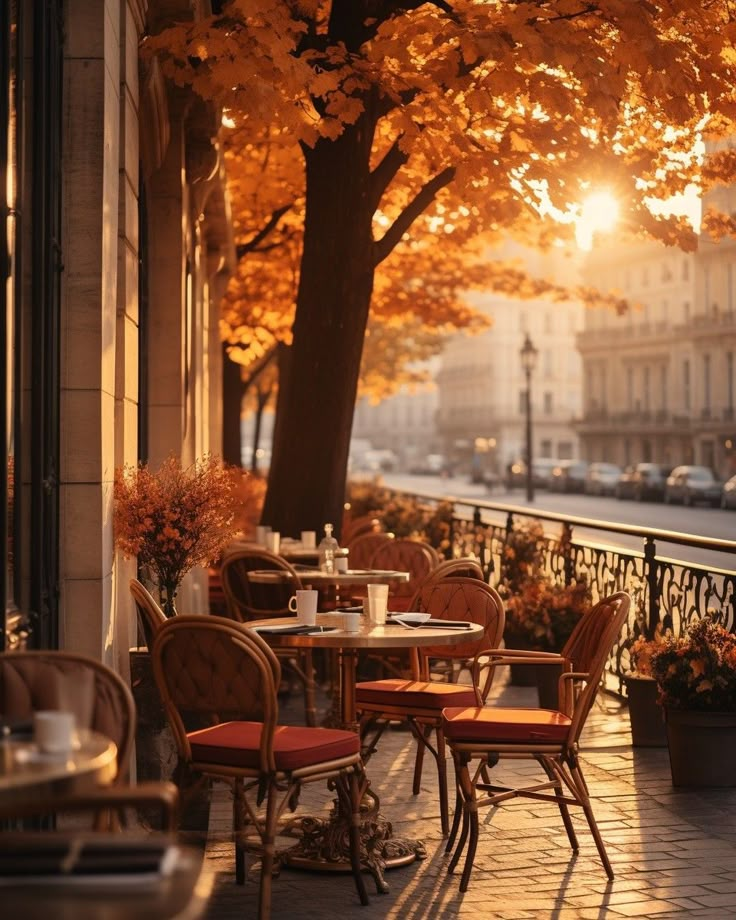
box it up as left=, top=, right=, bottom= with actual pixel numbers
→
left=343, top=610, right=361, bottom=633
left=366, top=583, right=389, bottom=626
left=34, top=710, right=76, bottom=754
left=265, top=531, right=281, bottom=554
left=288, top=589, right=319, bottom=626
left=255, top=524, right=271, bottom=546
left=335, top=555, right=349, bottom=573
left=300, top=530, right=317, bottom=550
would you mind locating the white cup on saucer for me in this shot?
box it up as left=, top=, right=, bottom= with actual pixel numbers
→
left=34, top=711, right=76, bottom=754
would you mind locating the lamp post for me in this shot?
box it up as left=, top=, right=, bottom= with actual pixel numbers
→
left=520, top=333, right=538, bottom=502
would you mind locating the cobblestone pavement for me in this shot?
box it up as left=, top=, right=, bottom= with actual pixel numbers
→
left=199, top=673, right=736, bottom=920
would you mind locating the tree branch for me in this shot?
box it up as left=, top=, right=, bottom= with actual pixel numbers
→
left=369, top=137, right=409, bottom=210
left=235, top=204, right=292, bottom=260
left=372, top=166, right=456, bottom=265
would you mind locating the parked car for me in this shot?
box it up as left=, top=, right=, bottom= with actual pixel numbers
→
left=584, top=462, right=622, bottom=496
left=549, top=460, right=589, bottom=493
left=615, top=465, right=638, bottom=500
left=505, top=458, right=559, bottom=490
left=720, top=474, right=736, bottom=509
left=631, top=463, right=672, bottom=502
left=664, top=465, right=723, bottom=507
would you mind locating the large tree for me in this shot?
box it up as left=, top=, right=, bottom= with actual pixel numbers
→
left=148, top=0, right=736, bottom=536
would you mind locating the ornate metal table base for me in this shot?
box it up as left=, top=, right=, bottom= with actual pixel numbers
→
left=281, top=786, right=426, bottom=893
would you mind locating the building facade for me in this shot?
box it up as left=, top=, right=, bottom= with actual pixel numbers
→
left=1, top=1, right=234, bottom=672
left=435, top=243, right=584, bottom=477
left=577, top=227, right=736, bottom=478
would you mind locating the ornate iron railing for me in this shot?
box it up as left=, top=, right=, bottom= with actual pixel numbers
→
left=382, top=488, right=736, bottom=693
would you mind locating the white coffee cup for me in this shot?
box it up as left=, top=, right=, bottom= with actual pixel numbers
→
left=300, top=530, right=317, bottom=550
left=34, top=710, right=76, bottom=754
left=335, top=555, right=349, bottom=573
left=265, top=531, right=281, bottom=554
left=288, top=589, right=319, bottom=626
left=255, top=524, right=271, bottom=546
left=367, top=583, right=389, bottom=626
left=343, top=611, right=361, bottom=633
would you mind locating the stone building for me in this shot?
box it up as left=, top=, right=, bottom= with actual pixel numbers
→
left=1, top=2, right=235, bottom=669
left=577, top=218, right=736, bottom=478
left=435, top=243, right=583, bottom=477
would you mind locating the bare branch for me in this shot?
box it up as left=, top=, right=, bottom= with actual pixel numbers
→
left=235, top=204, right=292, bottom=260
left=372, top=166, right=456, bottom=265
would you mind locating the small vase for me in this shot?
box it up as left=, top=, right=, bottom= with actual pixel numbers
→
left=665, top=708, right=736, bottom=787
left=158, top=581, right=180, bottom=618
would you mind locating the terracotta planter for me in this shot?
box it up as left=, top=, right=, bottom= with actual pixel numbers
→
left=504, top=627, right=538, bottom=686
left=625, top=675, right=667, bottom=747
left=665, top=708, right=736, bottom=787
left=536, top=663, right=563, bottom=709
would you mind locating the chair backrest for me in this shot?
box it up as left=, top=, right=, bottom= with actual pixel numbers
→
left=347, top=532, right=394, bottom=570
left=369, top=539, right=440, bottom=602
left=219, top=548, right=304, bottom=622
left=564, top=592, right=631, bottom=743
left=0, top=651, right=135, bottom=781
left=412, top=578, right=505, bottom=683
left=341, top=514, right=381, bottom=545
left=431, top=558, right=484, bottom=581
left=151, top=615, right=281, bottom=773
left=130, top=578, right=168, bottom=651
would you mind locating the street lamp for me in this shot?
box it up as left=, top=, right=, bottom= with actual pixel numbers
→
left=520, top=333, right=539, bottom=502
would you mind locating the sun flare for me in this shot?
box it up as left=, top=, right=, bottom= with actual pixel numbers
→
left=576, top=191, right=619, bottom=250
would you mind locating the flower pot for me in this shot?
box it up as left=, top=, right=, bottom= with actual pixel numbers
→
left=509, top=662, right=537, bottom=687
left=665, top=708, right=736, bottom=787
left=625, top=675, right=667, bottom=747
left=536, top=663, right=562, bottom=709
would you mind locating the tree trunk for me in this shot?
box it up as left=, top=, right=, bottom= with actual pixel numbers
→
left=221, top=343, right=245, bottom=466
left=263, top=115, right=376, bottom=539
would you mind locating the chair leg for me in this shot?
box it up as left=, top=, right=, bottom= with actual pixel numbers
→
left=258, top=782, right=279, bottom=920
left=412, top=724, right=431, bottom=795
left=435, top=728, right=450, bottom=838
left=447, top=751, right=471, bottom=873
left=445, top=782, right=464, bottom=855
left=234, top=778, right=247, bottom=886
left=539, top=755, right=578, bottom=853
left=347, top=767, right=369, bottom=906
left=454, top=753, right=479, bottom=893
left=569, top=756, right=614, bottom=880
left=301, top=650, right=317, bottom=727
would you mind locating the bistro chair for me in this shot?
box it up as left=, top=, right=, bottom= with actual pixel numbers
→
left=346, top=532, right=394, bottom=570
left=130, top=578, right=168, bottom=651
left=151, top=616, right=368, bottom=919
left=356, top=578, right=505, bottom=836
left=369, top=538, right=440, bottom=612
left=219, top=547, right=316, bottom=726
left=0, top=650, right=178, bottom=828
left=423, top=557, right=484, bottom=584
left=341, top=514, right=381, bottom=546
left=443, top=591, right=631, bottom=890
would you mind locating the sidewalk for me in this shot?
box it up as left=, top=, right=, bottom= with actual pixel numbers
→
left=201, top=674, right=736, bottom=919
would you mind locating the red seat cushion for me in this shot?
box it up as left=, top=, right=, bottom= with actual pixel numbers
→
left=442, top=707, right=571, bottom=743
left=188, top=721, right=359, bottom=771
left=356, top=679, right=478, bottom=710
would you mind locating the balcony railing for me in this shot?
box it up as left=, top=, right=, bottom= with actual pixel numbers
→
left=383, top=487, right=736, bottom=694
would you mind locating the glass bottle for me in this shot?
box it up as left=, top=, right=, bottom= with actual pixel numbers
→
left=318, top=523, right=339, bottom=573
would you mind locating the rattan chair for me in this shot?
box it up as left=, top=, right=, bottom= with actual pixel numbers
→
left=130, top=578, right=168, bottom=651
left=151, top=616, right=368, bottom=919
left=369, top=538, right=440, bottom=612
left=346, top=532, right=394, bottom=570
left=219, top=547, right=316, bottom=726
left=356, top=578, right=505, bottom=836
left=443, top=591, right=631, bottom=889
left=0, top=650, right=177, bottom=828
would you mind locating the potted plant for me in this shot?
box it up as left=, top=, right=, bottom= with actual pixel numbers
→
left=505, top=576, right=592, bottom=705
left=650, top=618, right=736, bottom=786
left=114, top=454, right=242, bottom=616
left=625, top=630, right=669, bottom=747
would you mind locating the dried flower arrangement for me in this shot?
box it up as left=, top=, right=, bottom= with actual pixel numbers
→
left=114, top=454, right=242, bottom=616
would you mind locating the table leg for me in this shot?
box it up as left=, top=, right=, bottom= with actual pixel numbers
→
left=282, top=647, right=426, bottom=892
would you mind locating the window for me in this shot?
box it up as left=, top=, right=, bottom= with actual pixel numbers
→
left=519, top=390, right=526, bottom=414
left=682, top=258, right=690, bottom=281
left=703, top=354, right=711, bottom=413
left=683, top=359, right=691, bottom=411
left=541, top=439, right=552, bottom=457
left=728, top=352, right=734, bottom=413
left=543, top=311, right=552, bottom=334
left=660, top=365, right=668, bottom=411
left=627, top=366, right=634, bottom=410
left=543, top=392, right=553, bottom=414
left=643, top=366, right=650, bottom=411
left=683, top=301, right=690, bottom=323
left=642, top=266, right=649, bottom=286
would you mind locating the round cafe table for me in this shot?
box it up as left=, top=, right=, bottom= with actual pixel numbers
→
left=248, top=613, right=483, bottom=891
left=0, top=728, right=118, bottom=819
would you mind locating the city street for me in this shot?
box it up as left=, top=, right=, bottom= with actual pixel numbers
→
left=380, top=472, right=736, bottom=572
